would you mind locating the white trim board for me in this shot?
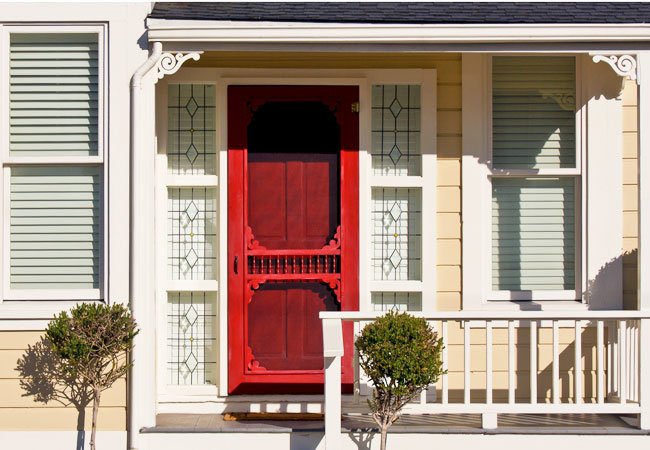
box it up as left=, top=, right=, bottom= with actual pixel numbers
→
left=146, top=20, right=650, bottom=44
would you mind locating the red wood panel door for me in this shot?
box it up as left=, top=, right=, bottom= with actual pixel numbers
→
left=228, top=86, right=359, bottom=394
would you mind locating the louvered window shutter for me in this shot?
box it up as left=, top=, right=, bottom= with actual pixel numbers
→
left=492, top=177, right=575, bottom=290
left=491, top=57, right=577, bottom=292
left=10, top=167, right=100, bottom=289
left=492, top=57, right=575, bottom=169
left=10, top=33, right=98, bottom=156
left=8, top=33, right=101, bottom=293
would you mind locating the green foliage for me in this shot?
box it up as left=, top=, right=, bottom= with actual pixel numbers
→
left=355, top=311, right=444, bottom=449
left=46, top=302, right=138, bottom=389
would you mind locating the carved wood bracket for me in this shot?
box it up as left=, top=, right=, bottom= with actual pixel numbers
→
left=155, top=51, right=202, bottom=83
left=592, top=54, right=639, bottom=84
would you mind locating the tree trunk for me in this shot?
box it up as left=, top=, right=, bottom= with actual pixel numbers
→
left=90, top=388, right=101, bottom=450
left=380, top=424, right=388, bottom=450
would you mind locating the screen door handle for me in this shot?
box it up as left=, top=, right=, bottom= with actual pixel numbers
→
left=234, top=256, right=239, bottom=274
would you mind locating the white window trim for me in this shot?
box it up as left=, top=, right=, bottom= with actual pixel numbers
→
left=154, top=68, right=437, bottom=408
left=462, top=53, right=623, bottom=311
left=0, top=24, right=107, bottom=304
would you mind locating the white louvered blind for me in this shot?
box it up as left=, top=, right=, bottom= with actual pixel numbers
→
left=492, top=177, right=575, bottom=291
left=10, top=166, right=100, bottom=289
left=491, top=56, right=577, bottom=294
left=10, top=33, right=99, bottom=156
left=492, top=56, right=575, bottom=169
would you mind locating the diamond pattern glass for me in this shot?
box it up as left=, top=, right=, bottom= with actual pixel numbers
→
left=167, top=292, right=216, bottom=385
left=168, top=84, right=216, bottom=175
left=371, top=84, right=421, bottom=176
left=372, top=187, right=422, bottom=280
left=371, top=292, right=422, bottom=312
left=168, top=187, right=217, bottom=280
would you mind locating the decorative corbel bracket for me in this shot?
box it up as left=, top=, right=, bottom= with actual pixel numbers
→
left=155, top=51, right=203, bottom=83
left=591, top=54, right=639, bottom=84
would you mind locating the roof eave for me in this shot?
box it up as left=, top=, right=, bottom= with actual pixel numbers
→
left=146, top=19, right=650, bottom=45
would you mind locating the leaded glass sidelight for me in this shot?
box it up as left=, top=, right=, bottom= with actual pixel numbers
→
left=372, top=187, right=422, bottom=280
left=371, top=84, right=421, bottom=176
left=168, top=187, right=217, bottom=280
left=371, top=292, right=422, bottom=311
left=167, top=84, right=216, bottom=175
left=167, top=291, right=217, bottom=385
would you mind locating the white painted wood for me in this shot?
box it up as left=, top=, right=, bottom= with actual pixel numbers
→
left=442, top=320, right=448, bottom=405
left=640, top=318, right=650, bottom=429
left=464, top=321, right=471, bottom=404
left=508, top=320, right=515, bottom=404
left=486, top=320, right=493, bottom=405
left=531, top=320, right=538, bottom=404
left=324, top=355, right=341, bottom=450
left=322, top=318, right=344, bottom=357
left=146, top=19, right=650, bottom=44
left=597, top=320, right=605, bottom=404
left=321, top=310, right=650, bottom=320
left=482, top=412, right=497, bottom=429
left=575, top=320, right=583, bottom=404
left=553, top=320, right=560, bottom=404
left=620, top=320, right=628, bottom=403
left=638, top=52, right=650, bottom=312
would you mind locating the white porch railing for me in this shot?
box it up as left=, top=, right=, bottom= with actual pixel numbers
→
left=320, top=310, right=650, bottom=449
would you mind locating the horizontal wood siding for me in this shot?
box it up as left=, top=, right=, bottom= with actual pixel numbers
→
left=0, top=331, right=125, bottom=431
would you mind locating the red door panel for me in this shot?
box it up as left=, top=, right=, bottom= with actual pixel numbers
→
left=228, top=86, right=359, bottom=394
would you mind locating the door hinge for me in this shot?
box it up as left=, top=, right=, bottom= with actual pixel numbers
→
left=351, top=102, right=360, bottom=113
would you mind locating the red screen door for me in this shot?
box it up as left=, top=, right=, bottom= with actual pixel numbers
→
left=228, top=86, right=359, bottom=394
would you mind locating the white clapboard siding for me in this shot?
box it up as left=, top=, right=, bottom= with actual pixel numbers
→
left=492, top=177, right=575, bottom=290
left=10, top=166, right=100, bottom=289
left=492, top=56, right=575, bottom=169
left=9, top=33, right=98, bottom=156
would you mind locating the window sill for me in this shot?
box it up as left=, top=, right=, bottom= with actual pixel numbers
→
left=0, top=300, right=105, bottom=330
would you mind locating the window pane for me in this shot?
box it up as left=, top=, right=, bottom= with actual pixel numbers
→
left=492, top=177, right=575, bottom=290
left=167, top=291, right=217, bottom=385
left=168, top=187, right=217, bottom=280
left=372, top=187, right=421, bottom=280
left=492, top=56, right=575, bottom=169
left=371, top=84, right=421, bottom=176
left=10, top=166, right=100, bottom=289
left=371, top=292, right=422, bottom=311
left=10, top=33, right=99, bottom=156
left=167, top=84, right=216, bottom=175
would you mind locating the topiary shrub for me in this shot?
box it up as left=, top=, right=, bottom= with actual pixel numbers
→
left=355, top=311, right=444, bottom=450
left=46, top=303, right=138, bottom=450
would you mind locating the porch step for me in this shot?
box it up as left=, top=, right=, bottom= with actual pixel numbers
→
left=142, top=413, right=649, bottom=435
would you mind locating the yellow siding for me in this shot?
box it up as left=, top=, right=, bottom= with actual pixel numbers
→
left=0, top=331, right=126, bottom=431
left=622, top=79, right=639, bottom=309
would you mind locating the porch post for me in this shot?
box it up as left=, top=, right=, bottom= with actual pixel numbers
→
left=322, top=317, right=344, bottom=449
left=637, top=51, right=650, bottom=429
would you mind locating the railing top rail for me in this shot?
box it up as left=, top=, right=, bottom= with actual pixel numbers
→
left=320, top=310, right=650, bottom=321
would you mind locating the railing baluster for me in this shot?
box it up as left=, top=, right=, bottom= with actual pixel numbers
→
left=486, top=320, right=493, bottom=405
left=530, top=320, right=537, bottom=404
left=597, top=320, right=605, bottom=404
left=508, top=320, right=515, bottom=404
left=442, top=320, right=448, bottom=404
left=574, top=320, right=582, bottom=404
left=553, top=320, right=560, bottom=404
left=620, top=320, right=627, bottom=404
left=464, top=321, right=471, bottom=404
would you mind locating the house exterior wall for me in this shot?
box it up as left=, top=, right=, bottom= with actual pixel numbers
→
left=622, top=79, right=639, bottom=309
left=0, top=2, right=151, bottom=445
left=0, top=331, right=126, bottom=430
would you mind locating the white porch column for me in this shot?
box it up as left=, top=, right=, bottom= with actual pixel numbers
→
left=637, top=51, right=650, bottom=430
left=130, top=64, right=159, bottom=445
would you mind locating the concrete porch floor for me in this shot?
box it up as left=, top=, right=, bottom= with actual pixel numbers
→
left=143, top=413, right=649, bottom=435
